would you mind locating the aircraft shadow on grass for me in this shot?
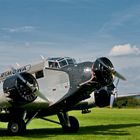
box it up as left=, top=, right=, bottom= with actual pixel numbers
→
left=0, top=123, right=140, bottom=137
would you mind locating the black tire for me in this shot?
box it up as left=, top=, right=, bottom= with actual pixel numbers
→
left=63, top=116, right=79, bottom=133
left=8, top=119, right=26, bottom=135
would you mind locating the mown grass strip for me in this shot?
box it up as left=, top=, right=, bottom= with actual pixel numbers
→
left=0, top=108, right=140, bottom=140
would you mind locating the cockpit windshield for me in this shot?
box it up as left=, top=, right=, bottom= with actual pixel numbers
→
left=47, top=57, right=76, bottom=69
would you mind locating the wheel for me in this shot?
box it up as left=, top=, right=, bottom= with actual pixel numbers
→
left=63, top=116, right=79, bottom=133
left=8, top=119, right=26, bottom=135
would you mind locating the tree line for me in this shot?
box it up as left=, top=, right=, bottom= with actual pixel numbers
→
left=114, top=97, right=140, bottom=108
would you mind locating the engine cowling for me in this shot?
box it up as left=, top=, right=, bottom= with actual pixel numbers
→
left=3, top=72, right=38, bottom=105
left=94, top=57, right=114, bottom=86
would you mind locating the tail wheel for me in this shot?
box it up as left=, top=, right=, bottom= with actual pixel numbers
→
left=8, top=119, right=26, bottom=135
left=63, top=116, right=79, bottom=133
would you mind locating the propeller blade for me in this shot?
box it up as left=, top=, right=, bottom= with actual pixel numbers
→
left=17, top=73, right=48, bottom=101
left=110, top=86, right=118, bottom=108
left=97, top=58, right=112, bottom=70
left=115, top=78, right=120, bottom=87
left=110, top=94, right=115, bottom=108
left=113, top=71, right=126, bottom=81
left=97, top=58, right=126, bottom=81
left=35, top=90, right=49, bottom=102
left=15, top=72, right=37, bottom=92
left=11, top=67, right=28, bottom=85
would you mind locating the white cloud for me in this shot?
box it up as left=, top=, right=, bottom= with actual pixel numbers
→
left=2, top=26, right=37, bottom=33
left=109, top=44, right=140, bottom=56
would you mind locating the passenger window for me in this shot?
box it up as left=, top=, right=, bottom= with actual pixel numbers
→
left=35, top=70, right=44, bottom=79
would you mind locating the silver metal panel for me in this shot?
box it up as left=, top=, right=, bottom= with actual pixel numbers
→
left=37, top=69, right=70, bottom=104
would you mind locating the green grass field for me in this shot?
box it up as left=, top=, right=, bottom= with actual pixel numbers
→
left=0, top=108, right=140, bottom=140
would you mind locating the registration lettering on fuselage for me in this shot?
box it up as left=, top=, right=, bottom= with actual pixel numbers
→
left=0, top=65, right=31, bottom=81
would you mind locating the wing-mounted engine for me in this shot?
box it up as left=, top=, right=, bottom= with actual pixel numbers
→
left=93, top=57, right=115, bottom=107
left=93, top=57, right=114, bottom=86
left=93, top=57, right=126, bottom=107
left=3, top=72, right=38, bottom=105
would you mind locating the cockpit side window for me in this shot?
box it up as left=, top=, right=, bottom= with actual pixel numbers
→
left=59, top=60, right=67, bottom=67
left=35, top=70, right=44, bottom=79
left=67, top=59, right=74, bottom=65
left=49, top=62, right=59, bottom=68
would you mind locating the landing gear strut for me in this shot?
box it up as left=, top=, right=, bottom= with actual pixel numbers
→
left=57, top=112, right=79, bottom=133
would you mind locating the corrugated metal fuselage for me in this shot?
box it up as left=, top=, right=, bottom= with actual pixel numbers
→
left=0, top=61, right=95, bottom=117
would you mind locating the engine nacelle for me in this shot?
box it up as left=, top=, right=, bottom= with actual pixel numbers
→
left=94, top=89, right=111, bottom=107
left=3, top=72, right=38, bottom=105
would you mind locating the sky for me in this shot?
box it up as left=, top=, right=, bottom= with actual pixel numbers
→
left=0, top=0, right=140, bottom=94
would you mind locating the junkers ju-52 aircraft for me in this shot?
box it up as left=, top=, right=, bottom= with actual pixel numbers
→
left=0, top=56, right=126, bottom=135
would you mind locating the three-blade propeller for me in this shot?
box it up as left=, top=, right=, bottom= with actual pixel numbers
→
left=97, top=58, right=126, bottom=108
left=18, top=73, right=48, bottom=102
left=11, top=67, right=48, bottom=102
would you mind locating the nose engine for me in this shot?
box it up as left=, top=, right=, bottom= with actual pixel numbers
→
left=3, top=72, right=38, bottom=105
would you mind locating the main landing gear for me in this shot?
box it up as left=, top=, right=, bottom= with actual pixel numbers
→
left=7, top=110, right=79, bottom=135
left=7, top=110, right=39, bottom=135
left=41, top=112, right=79, bottom=133
left=57, top=112, right=79, bottom=133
